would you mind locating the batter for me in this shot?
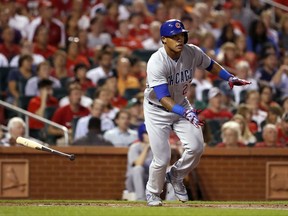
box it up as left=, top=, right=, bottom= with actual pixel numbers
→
left=144, top=19, right=251, bottom=206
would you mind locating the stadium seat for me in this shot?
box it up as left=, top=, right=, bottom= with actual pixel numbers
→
left=53, top=87, right=68, bottom=100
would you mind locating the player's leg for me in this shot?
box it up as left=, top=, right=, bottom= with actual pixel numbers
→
left=166, top=118, right=204, bottom=201
left=143, top=101, right=172, bottom=205
left=171, top=118, right=204, bottom=179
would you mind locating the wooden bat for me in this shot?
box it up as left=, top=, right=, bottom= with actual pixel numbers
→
left=16, top=137, right=75, bottom=161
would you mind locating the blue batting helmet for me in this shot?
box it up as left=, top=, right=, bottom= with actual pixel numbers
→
left=160, top=19, right=189, bottom=43
left=138, top=123, right=147, bottom=142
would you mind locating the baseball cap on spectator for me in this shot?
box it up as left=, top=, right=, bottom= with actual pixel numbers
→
left=208, top=87, right=222, bottom=100
left=40, top=0, right=53, bottom=8
left=126, top=97, right=141, bottom=109
left=138, top=123, right=147, bottom=142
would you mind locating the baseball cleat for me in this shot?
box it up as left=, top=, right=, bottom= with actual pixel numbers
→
left=166, top=172, right=188, bottom=202
left=146, top=190, right=162, bottom=206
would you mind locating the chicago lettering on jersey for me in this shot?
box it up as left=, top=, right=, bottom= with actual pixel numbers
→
left=167, top=69, right=192, bottom=85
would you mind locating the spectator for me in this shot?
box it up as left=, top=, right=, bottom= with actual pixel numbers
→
left=0, top=5, right=23, bottom=44
left=112, top=19, right=143, bottom=51
left=50, top=50, right=73, bottom=80
left=10, top=40, right=45, bottom=68
left=116, top=56, right=141, bottom=97
left=277, top=112, right=288, bottom=146
left=255, top=45, right=278, bottom=83
left=199, top=87, right=233, bottom=121
left=93, top=86, right=119, bottom=122
left=230, top=0, right=257, bottom=33
left=74, top=99, right=115, bottom=140
left=86, top=51, right=115, bottom=85
left=216, top=121, right=245, bottom=148
left=236, top=104, right=258, bottom=134
left=7, top=54, right=35, bottom=105
left=59, top=80, right=93, bottom=109
left=1, top=117, right=25, bottom=146
left=27, top=79, right=58, bottom=140
left=260, top=106, right=283, bottom=130
left=102, top=2, right=119, bottom=37
left=234, top=34, right=257, bottom=71
left=258, top=84, right=280, bottom=112
left=246, top=19, right=277, bottom=57
left=103, top=110, right=138, bottom=147
left=200, top=31, right=217, bottom=59
left=244, top=90, right=267, bottom=132
left=1, top=117, right=44, bottom=147
left=70, top=63, right=95, bottom=93
left=87, top=15, right=112, bottom=49
left=232, top=60, right=258, bottom=105
left=0, top=26, right=21, bottom=61
left=142, top=20, right=162, bottom=50
left=27, top=0, right=65, bottom=48
left=255, top=124, right=284, bottom=148
left=72, top=117, right=113, bottom=146
left=31, top=25, right=57, bottom=59
left=25, top=61, right=61, bottom=96
left=128, top=12, right=150, bottom=41
left=125, top=123, right=153, bottom=200
left=216, top=23, right=238, bottom=49
left=48, top=82, right=90, bottom=144
left=231, top=114, right=256, bottom=146
left=216, top=42, right=239, bottom=75
left=125, top=97, right=144, bottom=130
left=65, top=37, right=91, bottom=75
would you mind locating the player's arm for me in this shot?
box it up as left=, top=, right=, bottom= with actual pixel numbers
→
left=153, top=84, right=203, bottom=128
left=205, top=59, right=251, bottom=89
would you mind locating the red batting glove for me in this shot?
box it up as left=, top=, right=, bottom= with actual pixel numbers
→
left=228, top=76, right=252, bottom=89
left=184, top=109, right=205, bottom=128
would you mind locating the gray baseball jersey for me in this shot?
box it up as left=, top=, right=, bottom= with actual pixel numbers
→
left=144, top=44, right=211, bottom=195
left=144, top=44, right=211, bottom=105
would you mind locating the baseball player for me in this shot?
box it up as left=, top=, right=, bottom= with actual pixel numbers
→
left=144, top=19, right=251, bottom=206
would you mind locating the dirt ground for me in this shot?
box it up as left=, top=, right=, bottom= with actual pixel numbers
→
left=0, top=202, right=287, bottom=210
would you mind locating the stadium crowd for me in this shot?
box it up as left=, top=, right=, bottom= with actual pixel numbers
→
left=0, top=0, right=287, bottom=148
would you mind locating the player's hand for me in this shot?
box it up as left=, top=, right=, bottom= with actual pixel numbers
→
left=183, top=109, right=204, bottom=128
left=228, top=76, right=251, bottom=89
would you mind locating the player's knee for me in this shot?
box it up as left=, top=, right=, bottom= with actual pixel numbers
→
left=154, top=156, right=171, bottom=168
left=187, top=142, right=204, bottom=156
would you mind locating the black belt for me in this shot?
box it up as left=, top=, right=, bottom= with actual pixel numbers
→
left=148, top=101, right=169, bottom=112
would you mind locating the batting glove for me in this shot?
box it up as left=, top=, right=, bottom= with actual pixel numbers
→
left=228, top=76, right=251, bottom=89
left=183, top=109, right=204, bottom=128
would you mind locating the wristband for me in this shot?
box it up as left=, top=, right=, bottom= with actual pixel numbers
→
left=219, top=68, right=233, bottom=81
left=172, top=104, right=186, bottom=116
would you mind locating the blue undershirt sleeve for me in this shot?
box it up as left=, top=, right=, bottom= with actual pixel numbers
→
left=153, top=84, right=171, bottom=101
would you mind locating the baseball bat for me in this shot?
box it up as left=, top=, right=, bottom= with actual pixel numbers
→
left=16, top=137, right=75, bottom=161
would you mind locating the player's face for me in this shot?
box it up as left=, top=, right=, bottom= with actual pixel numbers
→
left=163, top=32, right=185, bottom=53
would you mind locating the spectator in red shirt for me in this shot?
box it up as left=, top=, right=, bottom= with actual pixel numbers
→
left=112, top=19, right=143, bottom=52
left=128, top=12, right=150, bottom=41
left=255, top=124, right=284, bottom=148
left=27, top=0, right=65, bottom=48
left=32, top=25, right=57, bottom=59
left=103, top=2, right=119, bottom=37
left=27, top=79, right=58, bottom=140
left=0, top=26, right=21, bottom=61
left=199, top=87, right=233, bottom=121
left=47, top=83, right=90, bottom=144
left=277, top=112, right=288, bottom=146
left=66, top=37, right=91, bottom=75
